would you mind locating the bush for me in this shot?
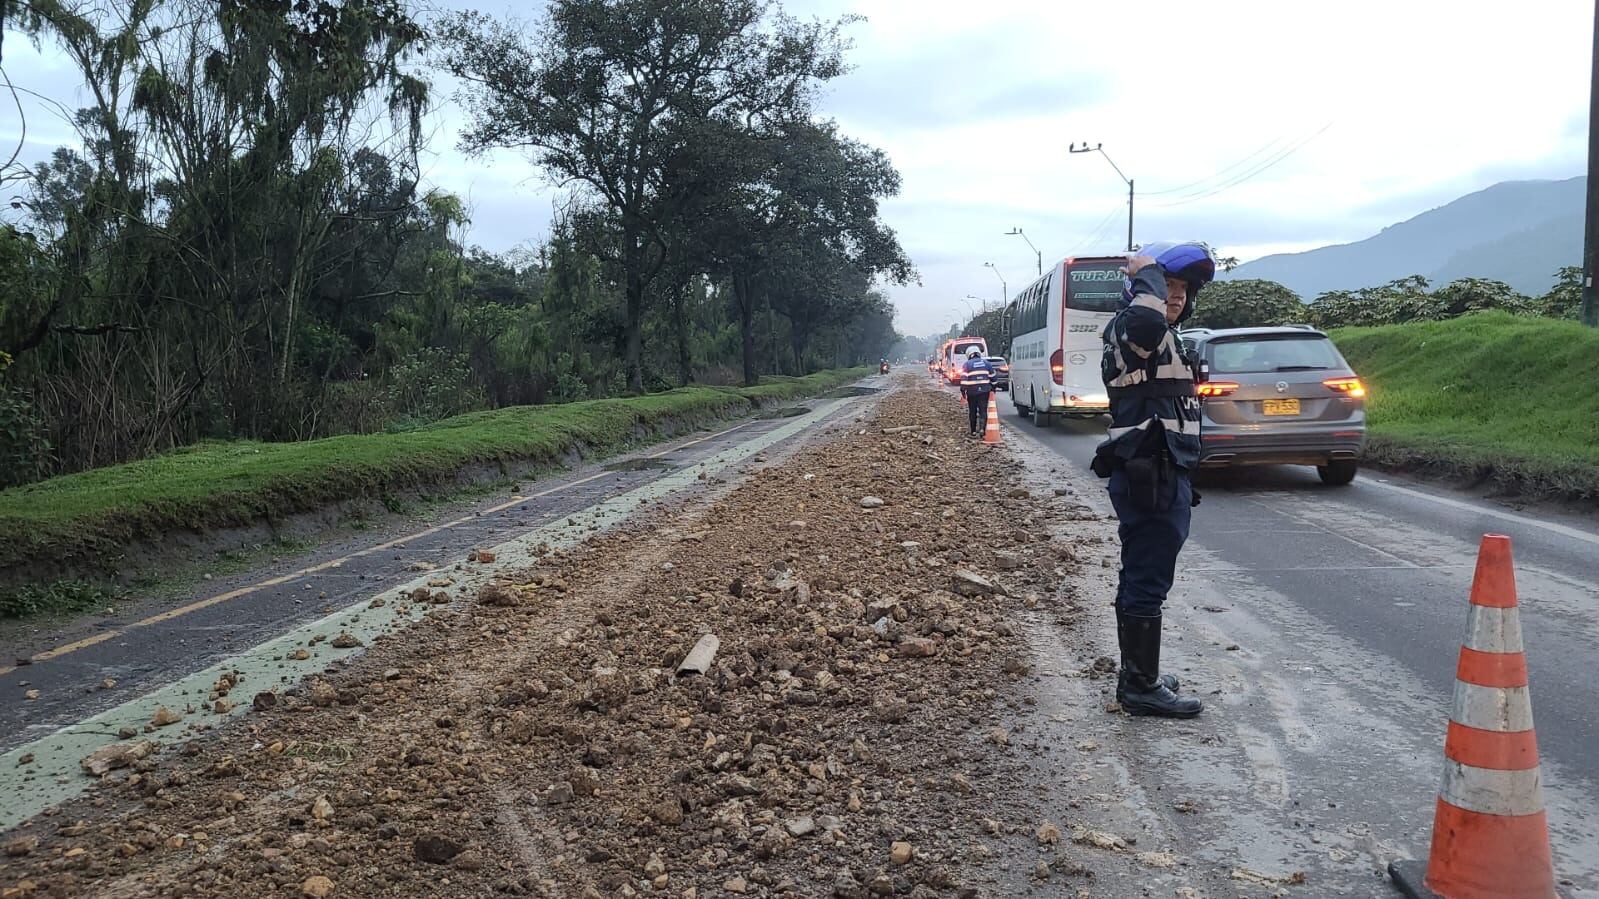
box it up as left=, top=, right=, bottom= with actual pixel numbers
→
left=1, top=580, right=116, bottom=619
left=385, top=347, right=484, bottom=426
left=0, top=383, right=52, bottom=488
left=1190, top=280, right=1304, bottom=329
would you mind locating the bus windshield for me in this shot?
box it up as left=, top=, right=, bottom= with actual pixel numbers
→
left=1065, top=262, right=1123, bottom=313
left=952, top=340, right=985, bottom=358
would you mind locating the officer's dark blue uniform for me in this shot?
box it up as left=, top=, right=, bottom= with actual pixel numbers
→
left=960, top=350, right=995, bottom=436
left=1091, top=241, right=1215, bottom=719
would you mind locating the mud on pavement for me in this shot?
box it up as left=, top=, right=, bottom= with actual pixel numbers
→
left=0, top=383, right=1242, bottom=898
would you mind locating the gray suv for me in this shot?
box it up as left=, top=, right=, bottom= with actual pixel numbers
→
left=1180, top=326, right=1367, bottom=485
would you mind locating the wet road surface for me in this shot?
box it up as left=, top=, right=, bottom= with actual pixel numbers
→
left=988, top=384, right=1599, bottom=894
left=0, top=389, right=876, bottom=756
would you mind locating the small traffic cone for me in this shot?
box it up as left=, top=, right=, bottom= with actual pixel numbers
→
left=982, top=395, right=1001, bottom=445
left=1389, top=534, right=1561, bottom=899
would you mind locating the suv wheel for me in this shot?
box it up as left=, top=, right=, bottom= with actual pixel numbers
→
left=1317, top=460, right=1358, bottom=486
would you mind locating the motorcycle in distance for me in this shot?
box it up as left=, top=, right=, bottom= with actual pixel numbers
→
left=879, top=359, right=890, bottom=375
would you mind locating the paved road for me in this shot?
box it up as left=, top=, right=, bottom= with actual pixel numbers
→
left=0, top=386, right=876, bottom=761
left=989, top=386, right=1599, bottom=893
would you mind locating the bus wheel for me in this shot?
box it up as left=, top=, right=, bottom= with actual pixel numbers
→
left=1031, top=402, right=1051, bottom=429
left=1013, top=391, right=1031, bottom=417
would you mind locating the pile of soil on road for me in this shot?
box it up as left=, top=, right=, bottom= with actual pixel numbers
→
left=0, top=386, right=1088, bottom=899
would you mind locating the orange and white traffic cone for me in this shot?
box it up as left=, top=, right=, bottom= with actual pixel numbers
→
left=1389, top=534, right=1561, bottom=899
left=982, top=394, right=1001, bottom=445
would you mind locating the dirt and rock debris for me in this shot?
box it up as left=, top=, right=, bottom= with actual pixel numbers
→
left=0, top=384, right=1234, bottom=898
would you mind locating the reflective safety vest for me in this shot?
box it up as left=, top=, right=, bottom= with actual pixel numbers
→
left=1093, top=267, right=1201, bottom=472
left=960, top=358, right=993, bottom=391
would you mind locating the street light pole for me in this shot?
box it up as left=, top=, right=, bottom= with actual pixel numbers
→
left=1005, top=227, right=1043, bottom=277
left=981, top=263, right=1007, bottom=309
left=1069, top=142, right=1134, bottom=253
left=982, top=262, right=1008, bottom=344
left=1583, top=0, right=1599, bottom=326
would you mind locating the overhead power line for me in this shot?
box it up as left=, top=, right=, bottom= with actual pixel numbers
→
left=1146, top=122, right=1334, bottom=208
left=1069, top=203, right=1125, bottom=257
left=1135, top=134, right=1294, bottom=197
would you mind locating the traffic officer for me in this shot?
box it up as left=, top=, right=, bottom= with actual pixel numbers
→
left=959, top=347, right=995, bottom=437
left=1089, top=241, right=1215, bottom=719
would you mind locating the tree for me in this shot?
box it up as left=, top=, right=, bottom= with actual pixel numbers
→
left=1543, top=266, right=1583, bottom=319
left=438, top=0, right=851, bottom=392
left=1305, top=276, right=1431, bottom=329
left=690, top=118, right=914, bottom=384
left=1305, top=275, right=1539, bottom=329
left=4, top=0, right=434, bottom=467
left=1187, top=279, right=1304, bottom=329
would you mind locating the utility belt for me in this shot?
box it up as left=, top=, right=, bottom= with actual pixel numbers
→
left=1091, top=426, right=1200, bottom=510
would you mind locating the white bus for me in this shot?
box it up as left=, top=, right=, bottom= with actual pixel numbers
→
left=1007, top=255, right=1125, bottom=426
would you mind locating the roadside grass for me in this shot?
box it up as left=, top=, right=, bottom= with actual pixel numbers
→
left=0, top=580, right=119, bottom=619
left=0, top=369, right=868, bottom=592
left=1330, top=312, right=1599, bottom=499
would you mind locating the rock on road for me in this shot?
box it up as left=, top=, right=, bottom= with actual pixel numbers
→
left=0, top=382, right=1245, bottom=899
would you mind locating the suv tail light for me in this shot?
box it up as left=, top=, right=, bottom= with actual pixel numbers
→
left=1049, top=349, right=1064, bottom=385
left=1323, top=377, right=1366, bottom=398
left=1197, top=381, right=1239, bottom=398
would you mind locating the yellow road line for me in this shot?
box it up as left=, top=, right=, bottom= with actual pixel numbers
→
left=5, top=424, right=751, bottom=674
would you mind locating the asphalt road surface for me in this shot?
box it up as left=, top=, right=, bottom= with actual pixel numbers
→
left=0, top=386, right=878, bottom=768
left=989, top=385, right=1599, bottom=893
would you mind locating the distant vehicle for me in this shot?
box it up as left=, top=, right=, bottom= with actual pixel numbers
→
left=985, top=355, right=1010, bottom=390
left=1006, top=255, right=1123, bottom=426
left=941, top=336, right=988, bottom=385
left=1180, top=326, right=1367, bottom=485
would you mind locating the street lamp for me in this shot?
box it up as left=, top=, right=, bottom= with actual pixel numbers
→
left=1069, top=142, right=1134, bottom=253
left=982, top=263, right=1006, bottom=307
left=1005, top=227, right=1043, bottom=277
left=983, top=262, right=1007, bottom=339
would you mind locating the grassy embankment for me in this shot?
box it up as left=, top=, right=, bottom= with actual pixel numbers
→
left=0, top=369, right=868, bottom=616
left=1330, top=312, right=1599, bottom=499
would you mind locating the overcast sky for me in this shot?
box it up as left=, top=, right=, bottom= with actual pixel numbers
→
left=2, top=1, right=1591, bottom=336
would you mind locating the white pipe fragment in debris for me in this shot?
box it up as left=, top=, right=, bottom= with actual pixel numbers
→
left=677, top=634, right=720, bottom=676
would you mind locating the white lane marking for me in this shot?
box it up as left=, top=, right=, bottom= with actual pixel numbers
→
left=999, top=393, right=1599, bottom=551
left=0, top=395, right=862, bottom=831
left=1360, top=479, right=1599, bottom=549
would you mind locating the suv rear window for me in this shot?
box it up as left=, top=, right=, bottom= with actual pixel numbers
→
left=1208, top=335, right=1343, bottom=374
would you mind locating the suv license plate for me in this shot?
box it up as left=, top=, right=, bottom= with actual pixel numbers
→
left=1263, top=398, right=1300, bottom=416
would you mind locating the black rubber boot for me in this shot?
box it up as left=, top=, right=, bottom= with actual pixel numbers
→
left=1115, top=608, right=1178, bottom=699
left=1119, top=614, right=1202, bottom=718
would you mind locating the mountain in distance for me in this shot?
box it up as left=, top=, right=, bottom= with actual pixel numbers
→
left=1227, top=176, right=1582, bottom=299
